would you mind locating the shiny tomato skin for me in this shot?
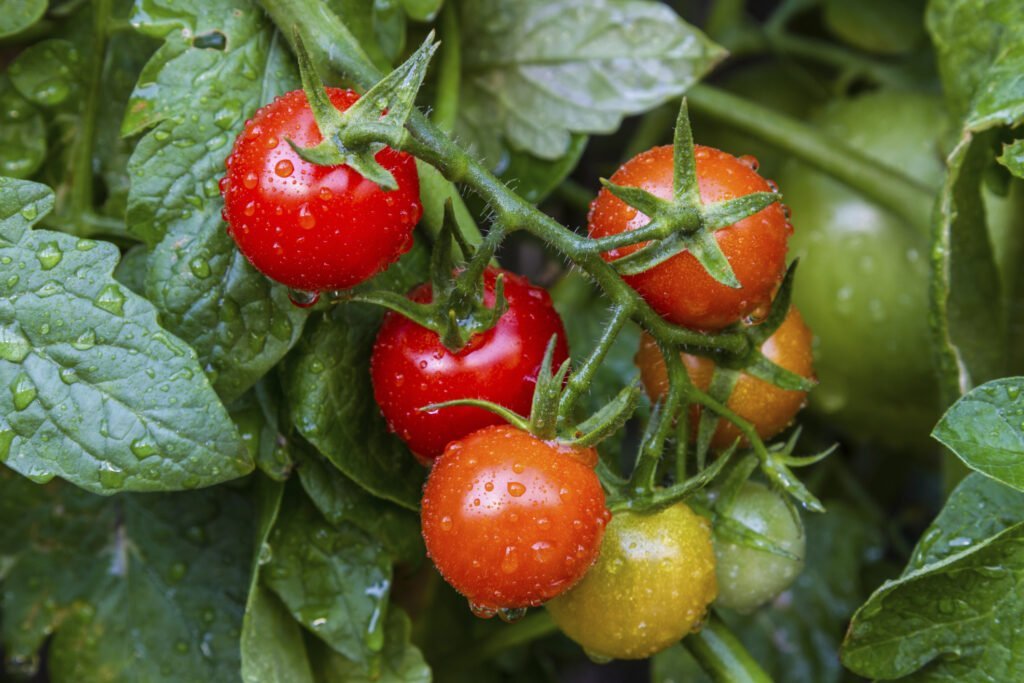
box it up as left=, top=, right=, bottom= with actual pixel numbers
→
left=371, top=268, right=570, bottom=464
left=545, top=502, right=717, bottom=660
left=637, top=306, right=813, bottom=449
left=420, top=425, right=609, bottom=611
left=588, top=144, right=791, bottom=331
left=221, top=88, right=422, bottom=292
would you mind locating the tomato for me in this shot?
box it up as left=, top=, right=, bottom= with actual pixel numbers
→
left=587, top=144, right=792, bottom=331
left=636, top=307, right=814, bottom=449
left=220, top=88, right=422, bottom=292
left=545, top=502, right=717, bottom=660
left=779, top=91, right=947, bottom=449
left=713, top=482, right=805, bottom=613
left=420, top=425, right=608, bottom=613
left=371, top=268, right=570, bottom=464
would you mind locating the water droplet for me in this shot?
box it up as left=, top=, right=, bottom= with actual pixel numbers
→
left=274, top=159, right=294, bottom=177
left=97, top=463, right=126, bottom=489
left=297, top=204, right=316, bottom=229
left=214, top=100, right=241, bottom=129
left=72, top=330, right=96, bottom=351
left=130, top=438, right=158, bottom=459
left=288, top=289, right=320, bottom=308
left=20, top=205, right=37, bottom=221
left=59, top=367, right=78, bottom=385
left=498, top=607, right=528, bottom=623
left=243, top=171, right=258, bottom=189
left=0, top=323, right=31, bottom=362
left=468, top=601, right=496, bottom=619
left=10, top=373, right=36, bottom=411
left=94, top=284, right=126, bottom=316
left=75, top=239, right=96, bottom=252
left=244, top=201, right=256, bottom=217
left=584, top=649, right=613, bottom=665
left=189, top=257, right=212, bottom=279
left=501, top=546, right=520, bottom=574
left=440, top=515, right=453, bottom=531
left=36, top=242, right=62, bottom=270
left=507, top=481, right=526, bottom=497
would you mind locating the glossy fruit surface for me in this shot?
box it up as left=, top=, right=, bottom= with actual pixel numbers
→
left=781, top=91, right=947, bottom=448
left=714, top=482, right=805, bottom=613
left=636, top=307, right=814, bottom=449
left=371, top=268, right=569, bottom=464
left=546, top=502, right=717, bottom=660
left=588, top=144, right=791, bottom=331
left=420, top=426, right=608, bottom=612
left=221, top=88, right=421, bottom=292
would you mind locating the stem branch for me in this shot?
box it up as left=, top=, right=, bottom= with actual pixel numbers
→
left=685, top=613, right=773, bottom=683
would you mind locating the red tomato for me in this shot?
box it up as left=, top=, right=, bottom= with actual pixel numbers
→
left=371, top=267, right=570, bottom=464
left=588, top=145, right=791, bottom=330
left=636, top=306, right=814, bottom=449
left=220, top=88, right=421, bottom=292
left=421, top=425, right=609, bottom=613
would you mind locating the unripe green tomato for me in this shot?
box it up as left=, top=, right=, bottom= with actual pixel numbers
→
left=780, top=90, right=949, bottom=450
left=714, top=482, right=805, bottom=613
left=545, top=502, right=717, bottom=661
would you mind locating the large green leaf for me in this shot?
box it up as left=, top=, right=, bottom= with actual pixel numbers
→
left=457, top=0, right=725, bottom=165
left=308, top=609, right=431, bottom=683
left=0, top=0, right=46, bottom=39
left=0, top=76, right=46, bottom=179
left=0, top=469, right=254, bottom=682
left=842, top=474, right=1024, bottom=680
left=125, top=0, right=308, bottom=402
left=932, top=378, right=1024, bottom=492
left=927, top=0, right=1024, bottom=404
left=283, top=246, right=429, bottom=510
left=0, top=178, right=250, bottom=494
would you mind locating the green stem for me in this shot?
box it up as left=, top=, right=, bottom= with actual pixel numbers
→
left=432, top=2, right=460, bottom=133
left=766, top=32, right=914, bottom=88
left=557, top=304, right=634, bottom=419
left=685, top=614, right=773, bottom=683
left=686, top=84, right=934, bottom=233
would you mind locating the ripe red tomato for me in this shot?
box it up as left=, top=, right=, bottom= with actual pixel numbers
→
left=588, top=145, right=791, bottom=330
left=220, top=88, right=422, bottom=292
left=420, top=425, right=609, bottom=613
left=636, top=306, right=813, bottom=449
left=371, top=267, right=570, bottom=464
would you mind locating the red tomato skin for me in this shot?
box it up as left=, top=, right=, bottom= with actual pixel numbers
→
left=221, top=88, right=422, bottom=292
left=588, top=145, right=791, bottom=331
left=421, top=425, right=609, bottom=611
left=370, top=268, right=570, bottom=464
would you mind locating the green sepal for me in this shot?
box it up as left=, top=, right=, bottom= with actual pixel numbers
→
left=761, top=443, right=827, bottom=514
left=566, top=380, right=642, bottom=449
left=599, top=178, right=673, bottom=218
left=528, top=336, right=572, bottom=440
left=701, top=192, right=780, bottom=231
left=612, top=227, right=740, bottom=288
left=695, top=367, right=741, bottom=467
left=611, top=440, right=736, bottom=514
left=672, top=98, right=701, bottom=205
left=417, top=398, right=531, bottom=433
left=747, top=260, right=798, bottom=346
left=744, top=353, right=817, bottom=392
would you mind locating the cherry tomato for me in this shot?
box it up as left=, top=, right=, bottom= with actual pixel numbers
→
left=714, top=482, right=805, bottom=613
left=220, top=88, right=422, bottom=292
left=588, top=144, right=791, bottom=331
left=546, top=502, right=717, bottom=660
left=371, top=267, right=570, bottom=464
left=636, top=306, right=813, bottom=449
left=420, top=425, right=609, bottom=613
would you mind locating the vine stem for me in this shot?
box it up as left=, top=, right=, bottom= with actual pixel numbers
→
left=557, top=303, right=634, bottom=418
left=431, top=2, right=460, bottom=133
left=685, top=613, right=773, bottom=683
left=686, top=84, right=934, bottom=233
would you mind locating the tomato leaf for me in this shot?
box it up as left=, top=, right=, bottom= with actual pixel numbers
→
left=932, top=378, right=1024, bottom=492
left=842, top=475, right=1024, bottom=680
left=7, top=39, right=82, bottom=108
left=0, top=468, right=254, bottom=680
left=0, top=76, right=46, bottom=179
left=997, top=138, right=1024, bottom=179
left=456, top=0, right=725, bottom=166
left=307, top=608, right=431, bottom=683
left=0, top=178, right=251, bottom=494
left=0, top=0, right=46, bottom=39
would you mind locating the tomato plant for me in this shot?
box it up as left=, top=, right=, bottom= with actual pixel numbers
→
left=370, top=267, right=569, bottom=463
left=588, top=144, right=791, bottom=331
left=545, top=503, right=717, bottom=660
left=420, top=425, right=608, bottom=613
left=221, top=88, right=422, bottom=293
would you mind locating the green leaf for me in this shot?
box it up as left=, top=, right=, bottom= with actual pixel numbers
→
left=242, top=476, right=315, bottom=683
left=0, top=76, right=46, bottom=179
left=0, top=0, right=46, bottom=39
left=263, top=488, right=392, bottom=669
left=283, top=246, right=429, bottom=510
left=8, top=39, right=82, bottom=108
left=457, top=0, right=725, bottom=165
left=400, top=0, right=442, bottom=23
left=230, top=378, right=296, bottom=482
left=842, top=504, right=1024, bottom=679
left=112, top=244, right=149, bottom=296
left=495, top=134, right=588, bottom=204
left=0, top=468, right=254, bottom=681
left=932, top=378, right=1024, bottom=491
left=0, top=178, right=251, bottom=494
left=297, top=450, right=424, bottom=566
left=823, top=0, right=927, bottom=55
left=308, top=608, right=431, bottom=683
left=997, top=138, right=1024, bottom=179
left=127, top=0, right=309, bottom=403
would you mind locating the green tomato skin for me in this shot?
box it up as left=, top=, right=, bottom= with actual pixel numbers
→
left=780, top=90, right=949, bottom=450
left=714, top=482, right=805, bottom=613
left=545, top=503, right=717, bottom=661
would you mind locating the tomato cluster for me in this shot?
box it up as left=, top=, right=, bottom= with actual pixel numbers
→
left=220, top=86, right=811, bottom=660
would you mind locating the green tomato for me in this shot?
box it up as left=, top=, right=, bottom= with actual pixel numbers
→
left=545, top=503, right=717, bottom=661
left=714, top=482, right=805, bottom=613
left=780, top=90, right=950, bottom=450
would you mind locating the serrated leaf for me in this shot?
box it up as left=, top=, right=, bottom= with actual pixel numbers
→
left=0, top=469, right=254, bottom=681
left=283, top=246, right=429, bottom=510
left=457, top=0, right=725, bottom=165
left=0, top=178, right=251, bottom=494
left=263, top=489, right=392, bottom=668
left=932, top=378, right=1024, bottom=492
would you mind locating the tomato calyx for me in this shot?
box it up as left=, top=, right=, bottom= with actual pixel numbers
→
left=585, top=100, right=781, bottom=285
left=286, top=30, right=437, bottom=191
